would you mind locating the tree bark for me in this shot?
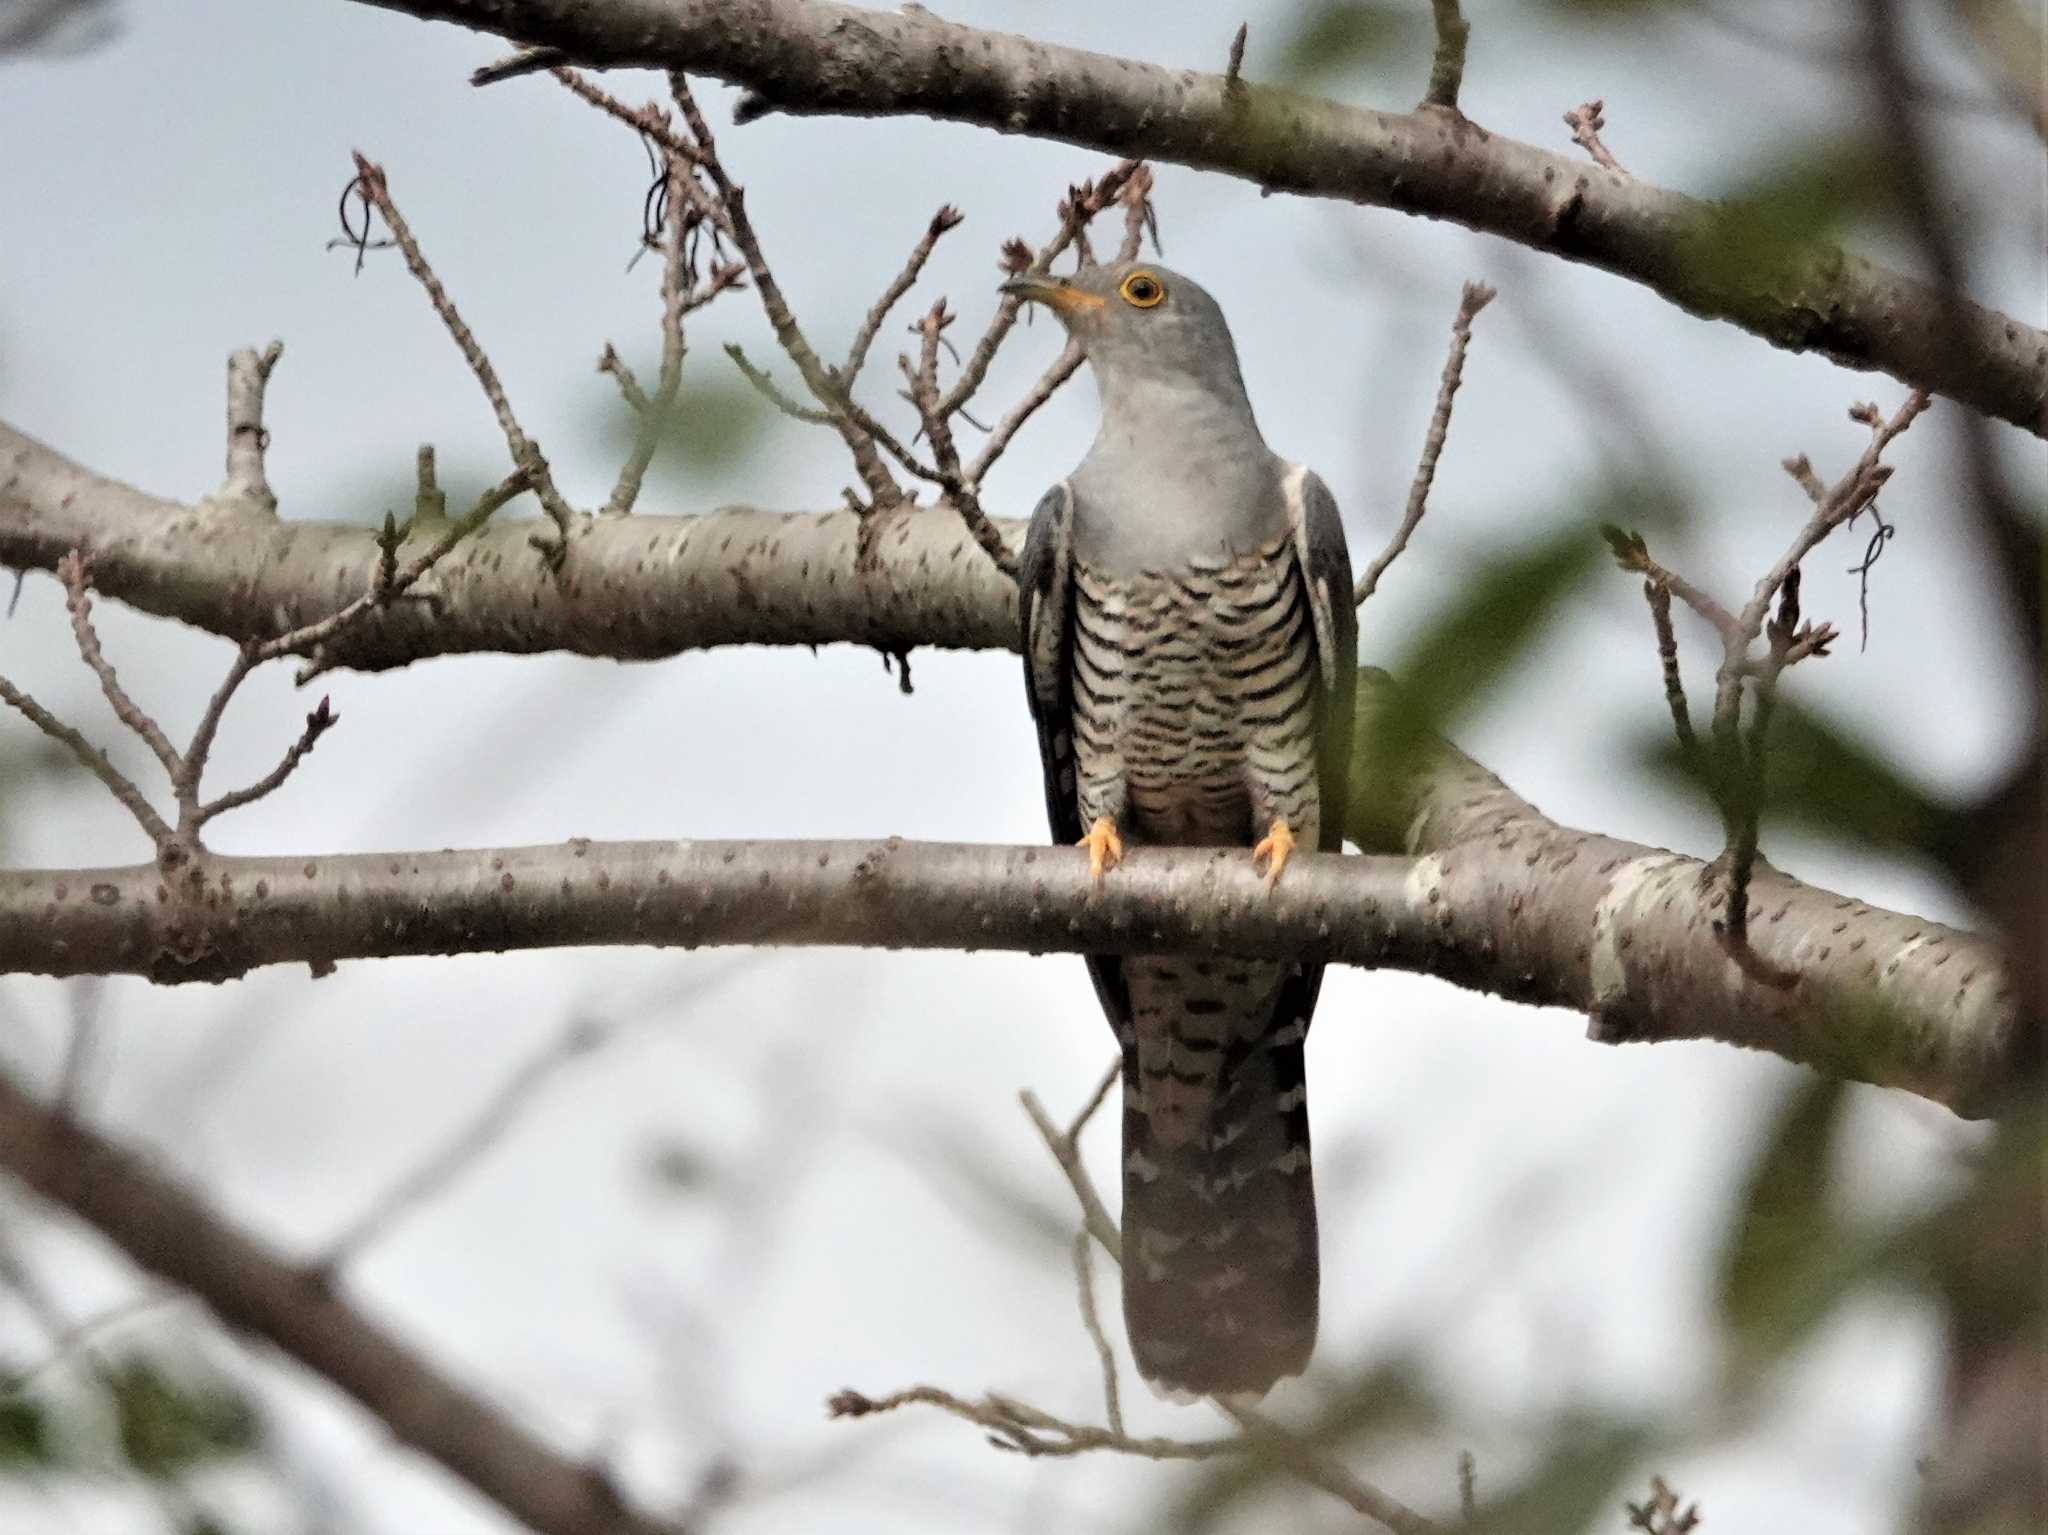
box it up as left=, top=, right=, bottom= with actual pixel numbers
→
left=0, top=1067, right=691, bottom=1535
left=351, top=0, right=2048, bottom=435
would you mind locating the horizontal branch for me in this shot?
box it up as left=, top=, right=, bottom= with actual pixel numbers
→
left=0, top=810, right=2021, bottom=1116
left=368, top=0, right=2043, bottom=434
left=0, top=1068, right=688, bottom=1535
left=1, top=425, right=1019, bottom=671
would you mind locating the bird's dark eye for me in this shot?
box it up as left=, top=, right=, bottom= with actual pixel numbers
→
left=1119, top=271, right=1166, bottom=308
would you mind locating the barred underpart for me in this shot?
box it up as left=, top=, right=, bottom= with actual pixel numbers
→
left=1073, top=534, right=1322, bottom=1397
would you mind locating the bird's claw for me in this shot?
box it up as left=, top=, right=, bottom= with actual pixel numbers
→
left=1251, top=818, right=1297, bottom=890
left=1077, top=816, right=1124, bottom=884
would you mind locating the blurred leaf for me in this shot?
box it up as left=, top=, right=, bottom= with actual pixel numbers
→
left=1716, top=1075, right=1860, bottom=1365
left=0, top=1394, right=52, bottom=1466
left=1470, top=1420, right=1649, bottom=1535
left=641, top=1137, right=720, bottom=1195
left=1272, top=4, right=1416, bottom=85
left=1177, top=1362, right=1439, bottom=1532
left=592, top=376, right=769, bottom=479
left=1680, top=139, right=1895, bottom=308
left=1640, top=694, right=1954, bottom=857
left=105, top=1356, right=261, bottom=1478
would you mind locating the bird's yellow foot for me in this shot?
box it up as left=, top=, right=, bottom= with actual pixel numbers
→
left=1251, top=818, right=1297, bottom=890
left=1077, top=816, right=1124, bottom=883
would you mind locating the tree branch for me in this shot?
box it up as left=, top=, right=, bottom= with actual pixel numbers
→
left=0, top=1066, right=691, bottom=1535
left=0, top=690, right=2024, bottom=1117
left=360, top=0, right=2048, bottom=433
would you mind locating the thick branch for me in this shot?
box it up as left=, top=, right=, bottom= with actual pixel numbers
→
left=0, top=755, right=2022, bottom=1117
left=1, top=424, right=1020, bottom=670
left=363, top=0, right=2048, bottom=433
left=0, top=1068, right=688, bottom=1535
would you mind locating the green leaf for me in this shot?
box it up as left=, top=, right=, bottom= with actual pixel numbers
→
left=1469, top=1420, right=1649, bottom=1535
left=0, top=1394, right=52, bottom=1465
left=593, top=376, right=770, bottom=478
left=105, top=1357, right=261, bottom=1478
left=1273, top=4, right=1416, bottom=85
left=1175, top=1362, right=1439, bottom=1532
left=1678, top=139, right=1896, bottom=315
left=1715, top=1075, right=1853, bottom=1361
left=1639, top=695, right=1953, bottom=858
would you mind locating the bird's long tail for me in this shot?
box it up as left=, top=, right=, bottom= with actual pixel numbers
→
left=1119, top=960, right=1319, bottom=1400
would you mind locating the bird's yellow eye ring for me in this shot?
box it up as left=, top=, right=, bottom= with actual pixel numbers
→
left=1118, top=270, right=1166, bottom=308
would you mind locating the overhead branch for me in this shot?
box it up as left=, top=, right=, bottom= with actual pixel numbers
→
left=352, top=0, right=2048, bottom=434
left=0, top=1067, right=691, bottom=1535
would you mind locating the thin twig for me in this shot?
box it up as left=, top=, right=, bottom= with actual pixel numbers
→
left=194, top=696, right=338, bottom=827
left=1643, top=580, right=1697, bottom=754
left=1563, top=99, right=1627, bottom=173
left=905, top=299, right=1018, bottom=580
left=725, top=344, right=836, bottom=425
left=1457, top=1450, right=1477, bottom=1523
left=1070, top=1233, right=1124, bottom=1437
left=550, top=67, right=704, bottom=167
left=470, top=46, right=566, bottom=86
left=1019, top=1077, right=1443, bottom=1535
left=1065, top=1056, right=1121, bottom=1145
left=347, top=154, right=578, bottom=544
left=826, top=1384, right=1239, bottom=1461
left=1356, top=280, right=1496, bottom=606
left=604, top=145, right=692, bottom=517
left=939, top=161, right=1143, bottom=422
left=600, top=343, right=653, bottom=413
left=58, top=553, right=182, bottom=781
left=844, top=204, right=963, bottom=385
left=1224, top=23, right=1249, bottom=91
left=1423, top=1, right=1471, bottom=110
left=670, top=75, right=902, bottom=509
left=0, top=671, right=174, bottom=850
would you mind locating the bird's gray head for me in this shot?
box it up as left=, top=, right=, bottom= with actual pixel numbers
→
left=1001, top=261, right=1251, bottom=405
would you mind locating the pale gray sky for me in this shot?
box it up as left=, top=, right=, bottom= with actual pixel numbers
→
left=0, top=2, right=2038, bottom=1531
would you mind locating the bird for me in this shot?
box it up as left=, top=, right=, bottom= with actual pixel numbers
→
left=1006, top=260, right=1358, bottom=1400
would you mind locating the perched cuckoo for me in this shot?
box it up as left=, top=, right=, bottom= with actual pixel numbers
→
left=1008, top=261, right=1358, bottom=1399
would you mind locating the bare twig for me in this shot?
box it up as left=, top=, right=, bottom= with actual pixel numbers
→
left=600, top=343, right=654, bottom=414
left=826, top=1384, right=1238, bottom=1461
left=1563, top=99, right=1627, bottom=174
left=604, top=145, right=692, bottom=517
left=669, top=75, right=902, bottom=510
left=549, top=66, right=704, bottom=167
left=193, top=696, right=339, bottom=827
left=1457, top=1450, right=1477, bottom=1523
left=1017, top=1078, right=1446, bottom=1535
left=346, top=154, right=579, bottom=546
left=905, top=299, right=1017, bottom=580
left=1424, top=1, right=1471, bottom=110
left=0, top=670, right=174, bottom=850
left=1224, top=22, right=1248, bottom=91
left=57, top=553, right=182, bottom=781
left=844, top=204, right=963, bottom=385
left=725, top=344, right=836, bottom=425
left=1355, top=280, right=1496, bottom=606
left=938, top=160, right=1143, bottom=422
left=316, top=1016, right=611, bottom=1274
left=219, top=341, right=284, bottom=513
left=1625, top=1474, right=1701, bottom=1534
left=1643, top=580, right=1697, bottom=754
left=470, top=44, right=565, bottom=85
left=1070, top=1234, right=1124, bottom=1437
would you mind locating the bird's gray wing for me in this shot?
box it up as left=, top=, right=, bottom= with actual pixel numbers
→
left=1019, top=482, right=1132, bottom=1023
left=1286, top=466, right=1359, bottom=852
